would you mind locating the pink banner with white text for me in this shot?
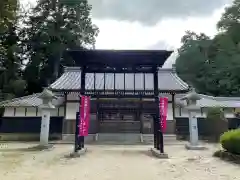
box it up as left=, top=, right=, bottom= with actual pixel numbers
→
left=79, top=96, right=90, bottom=136
left=159, top=97, right=168, bottom=132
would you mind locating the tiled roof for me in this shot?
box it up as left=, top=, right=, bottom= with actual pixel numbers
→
left=0, top=93, right=64, bottom=107
left=49, top=67, right=189, bottom=92
left=176, top=94, right=240, bottom=108
left=2, top=92, right=240, bottom=108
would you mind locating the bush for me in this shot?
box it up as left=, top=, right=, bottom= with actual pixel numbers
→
left=220, top=129, right=240, bottom=155
left=213, top=150, right=240, bottom=164
left=206, top=107, right=228, bottom=141
left=207, top=107, right=225, bottom=121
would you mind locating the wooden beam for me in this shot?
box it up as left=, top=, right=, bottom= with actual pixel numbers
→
left=171, top=93, right=176, bottom=134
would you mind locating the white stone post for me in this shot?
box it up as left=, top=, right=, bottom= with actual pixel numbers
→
left=38, top=88, right=57, bottom=148
left=181, top=88, right=206, bottom=150
left=188, top=111, right=198, bottom=146
left=40, top=109, right=51, bottom=146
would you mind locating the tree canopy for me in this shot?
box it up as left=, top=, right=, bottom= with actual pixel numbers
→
left=0, top=0, right=19, bottom=33
left=0, top=0, right=98, bottom=100
left=176, top=0, right=240, bottom=97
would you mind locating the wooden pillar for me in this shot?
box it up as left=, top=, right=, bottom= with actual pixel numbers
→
left=153, top=66, right=164, bottom=152
left=172, top=93, right=176, bottom=134
left=139, top=98, right=143, bottom=134
left=62, top=92, right=67, bottom=137
left=96, top=98, right=100, bottom=133
left=80, top=66, right=86, bottom=148
left=75, top=66, right=86, bottom=151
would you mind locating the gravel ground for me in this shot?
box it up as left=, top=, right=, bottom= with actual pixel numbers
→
left=0, top=142, right=239, bottom=180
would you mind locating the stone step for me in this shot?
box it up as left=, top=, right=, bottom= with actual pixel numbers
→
left=99, top=121, right=141, bottom=133
left=96, top=133, right=141, bottom=144
left=142, top=134, right=177, bottom=145
left=61, top=133, right=178, bottom=145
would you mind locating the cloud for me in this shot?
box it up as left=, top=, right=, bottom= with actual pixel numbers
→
left=89, top=0, right=232, bottom=25
left=148, top=41, right=174, bottom=50
left=94, top=7, right=224, bottom=50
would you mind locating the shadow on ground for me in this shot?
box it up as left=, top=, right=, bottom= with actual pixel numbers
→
left=0, top=145, right=54, bottom=152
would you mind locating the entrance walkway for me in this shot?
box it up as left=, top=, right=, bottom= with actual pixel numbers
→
left=0, top=143, right=239, bottom=180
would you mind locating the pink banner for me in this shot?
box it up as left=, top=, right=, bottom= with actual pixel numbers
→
left=159, top=97, right=168, bottom=132
left=79, top=96, right=90, bottom=136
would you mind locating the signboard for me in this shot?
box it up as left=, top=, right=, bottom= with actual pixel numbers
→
left=159, top=97, right=168, bottom=132
left=79, top=96, right=90, bottom=136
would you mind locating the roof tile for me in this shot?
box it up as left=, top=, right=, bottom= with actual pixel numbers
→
left=49, top=67, right=189, bottom=92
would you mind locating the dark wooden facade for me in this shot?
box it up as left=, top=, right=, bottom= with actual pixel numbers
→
left=49, top=49, right=189, bottom=151
left=62, top=99, right=175, bottom=135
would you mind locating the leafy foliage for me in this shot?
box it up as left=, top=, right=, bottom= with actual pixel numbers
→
left=176, top=0, right=240, bottom=96
left=220, top=129, right=240, bottom=155
left=206, top=107, right=225, bottom=122
left=206, top=107, right=228, bottom=141
left=22, top=0, right=99, bottom=94
left=0, top=1, right=26, bottom=100
left=0, top=0, right=98, bottom=101
left=0, top=0, right=19, bottom=33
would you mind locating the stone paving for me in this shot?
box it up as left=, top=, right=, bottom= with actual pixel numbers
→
left=0, top=142, right=239, bottom=180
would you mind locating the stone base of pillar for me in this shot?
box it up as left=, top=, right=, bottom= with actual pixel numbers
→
left=185, top=143, right=207, bottom=150
left=68, top=148, right=87, bottom=158
left=150, top=148, right=169, bottom=159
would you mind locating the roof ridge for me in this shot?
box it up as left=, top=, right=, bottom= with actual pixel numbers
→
left=0, top=93, right=41, bottom=106
left=64, top=67, right=81, bottom=72
left=197, top=94, right=240, bottom=101
left=64, top=67, right=177, bottom=73
left=158, top=68, right=173, bottom=72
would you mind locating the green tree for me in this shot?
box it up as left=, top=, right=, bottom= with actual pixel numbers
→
left=176, top=31, right=213, bottom=94
left=176, top=0, right=240, bottom=96
left=0, top=0, right=26, bottom=100
left=22, top=0, right=99, bottom=94
left=0, top=0, right=19, bottom=33
left=217, top=0, right=240, bottom=44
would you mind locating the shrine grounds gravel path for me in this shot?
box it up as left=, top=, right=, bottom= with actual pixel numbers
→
left=0, top=142, right=239, bottom=180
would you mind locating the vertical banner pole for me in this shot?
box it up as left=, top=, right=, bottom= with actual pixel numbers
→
left=74, top=112, right=80, bottom=152
left=81, top=66, right=86, bottom=149
left=78, top=95, right=90, bottom=150
left=153, top=66, right=161, bottom=151
left=159, top=97, right=163, bottom=153
left=153, top=114, right=157, bottom=149
left=79, top=95, right=83, bottom=149
left=159, top=97, right=168, bottom=153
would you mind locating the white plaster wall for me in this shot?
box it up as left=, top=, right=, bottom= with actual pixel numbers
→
left=37, top=108, right=41, bottom=116
left=175, top=107, right=236, bottom=118
left=3, top=107, right=15, bottom=117
left=224, top=108, right=235, bottom=118
left=66, top=102, right=80, bottom=119
left=175, top=107, right=202, bottom=118
left=3, top=107, right=62, bottom=117
left=58, top=106, right=65, bottom=116
left=26, top=107, right=37, bottom=117
left=3, top=104, right=236, bottom=120
left=15, top=107, right=25, bottom=117
left=50, top=108, right=58, bottom=116
left=67, top=93, right=80, bottom=101
left=167, top=103, right=173, bottom=120
left=37, top=108, right=58, bottom=117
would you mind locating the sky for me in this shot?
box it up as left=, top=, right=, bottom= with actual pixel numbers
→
left=22, top=0, right=234, bottom=67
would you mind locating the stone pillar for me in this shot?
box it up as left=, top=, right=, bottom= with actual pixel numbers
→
left=181, top=88, right=206, bottom=150
left=188, top=111, right=198, bottom=146
left=38, top=88, right=57, bottom=147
